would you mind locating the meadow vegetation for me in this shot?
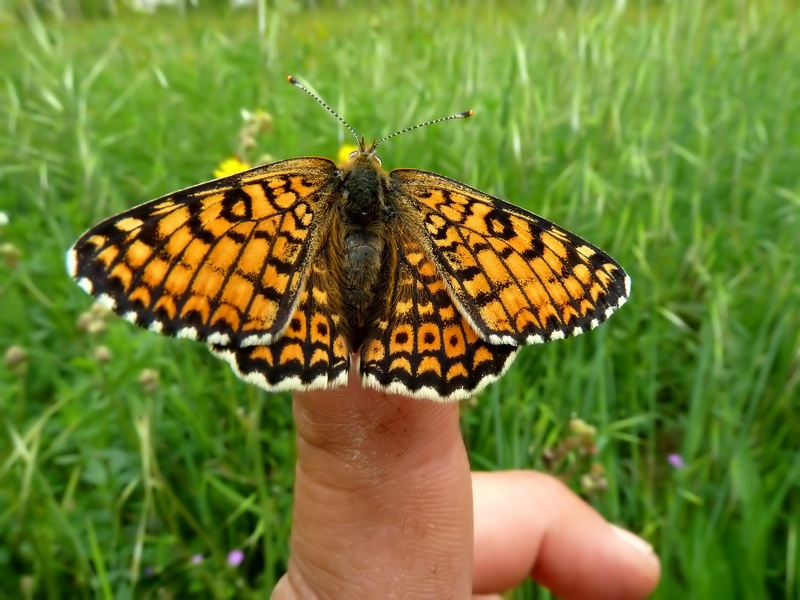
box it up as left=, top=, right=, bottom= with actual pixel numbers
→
left=1, top=0, right=798, bottom=597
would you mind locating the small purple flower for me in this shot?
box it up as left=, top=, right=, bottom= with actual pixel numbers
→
left=667, top=453, right=685, bottom=470
left=227, top=549, right=244, bottom=567
left=190, top=554, right=203, bottom=565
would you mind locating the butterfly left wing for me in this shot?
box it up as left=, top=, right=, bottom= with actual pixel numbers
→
left=360, top=230, right=518, bottom=402
left=67, top=158, right=338, bottom=347
left=390, top=169, right=630, bottom=346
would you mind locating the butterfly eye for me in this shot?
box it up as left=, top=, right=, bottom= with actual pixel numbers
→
left=348, top=150, right=359, bottom=160
left=373, top=154, right=382, bottom=166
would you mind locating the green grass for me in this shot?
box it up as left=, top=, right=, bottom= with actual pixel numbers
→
left=1, top=0, right=799, bottom=597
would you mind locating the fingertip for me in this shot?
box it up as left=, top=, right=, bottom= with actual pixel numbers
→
left=609, top=524, right=655, bottom=558
left=472, top=471, right=661, bottom=599
left=531, top=490, right=660, bottom=599
left=608, top=525, right=661, bottom=596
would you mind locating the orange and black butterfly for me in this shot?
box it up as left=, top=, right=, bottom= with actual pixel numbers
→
left=67, top=77, right=630, bottom=401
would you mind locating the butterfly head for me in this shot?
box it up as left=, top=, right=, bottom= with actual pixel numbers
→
left=344, top=136, right=382, bottom=168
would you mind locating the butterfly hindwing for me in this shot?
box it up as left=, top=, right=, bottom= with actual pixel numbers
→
left=68, top=158, right=339, bottom=347
left=391, top=169, right=631, bottom=346
left=360, top=230, right=518, bottom=401
left=210, top=260, right=350, bottom=392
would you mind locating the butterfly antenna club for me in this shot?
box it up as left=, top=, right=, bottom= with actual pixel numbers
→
left=288, top=75, right=360, bottom=145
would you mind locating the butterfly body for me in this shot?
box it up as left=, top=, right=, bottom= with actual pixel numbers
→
left=334, top=149, right=392, bottom=350
left=69, top=132, right=629, bottom=401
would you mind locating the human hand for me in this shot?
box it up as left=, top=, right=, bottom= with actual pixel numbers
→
left=272, top=380, right=660, bottom=599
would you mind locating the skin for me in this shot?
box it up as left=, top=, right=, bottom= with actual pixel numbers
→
left=271, top=378, right=661, bottom=599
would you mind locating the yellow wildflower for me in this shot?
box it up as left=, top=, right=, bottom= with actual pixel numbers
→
left=337, top=144, right=358, bottom=165
left=213, top=157, right=252, bottom=179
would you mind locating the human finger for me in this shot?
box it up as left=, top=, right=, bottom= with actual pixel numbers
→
left=472, top=470, right=660, bottom=599
left=273, top=378, right=473, bottom=598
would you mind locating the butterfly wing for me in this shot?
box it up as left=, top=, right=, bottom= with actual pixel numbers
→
left=390, top=169, right=630, bottom=346
left=360, top=230, right=518, bottom=401
left=210, top=259, right=350, bottom=392
left=68, top=158, right=339, bottom=347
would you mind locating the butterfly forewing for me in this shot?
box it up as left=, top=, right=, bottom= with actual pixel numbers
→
left=68, top=158, right=339, bottom=347
left=391, top=169, right=630, bottom=346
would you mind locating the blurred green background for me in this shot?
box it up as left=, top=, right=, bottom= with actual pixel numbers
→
left=1, top=0, right=799, bottom=598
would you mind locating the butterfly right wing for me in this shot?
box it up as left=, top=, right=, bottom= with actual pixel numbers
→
left=391, top=169, right=630, bottom=346
left=68, top=158, right=339, bottom=347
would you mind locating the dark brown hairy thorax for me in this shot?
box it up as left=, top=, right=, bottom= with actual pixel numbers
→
left=333, top=154, right=392, bottom=351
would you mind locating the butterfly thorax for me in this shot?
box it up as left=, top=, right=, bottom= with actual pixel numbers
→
left=332, top=152, right=392, bottom=352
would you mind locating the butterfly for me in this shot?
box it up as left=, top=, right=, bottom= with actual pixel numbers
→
left=67, top=76, right=630, bottom=402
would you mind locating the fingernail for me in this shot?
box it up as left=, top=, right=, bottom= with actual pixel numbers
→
left=610, top=524, right=654, bottom=555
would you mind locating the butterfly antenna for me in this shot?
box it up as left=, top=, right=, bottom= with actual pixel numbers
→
left=288, top=76, right=360, bottom=145
left=373, top=109, right=474, bottom=149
